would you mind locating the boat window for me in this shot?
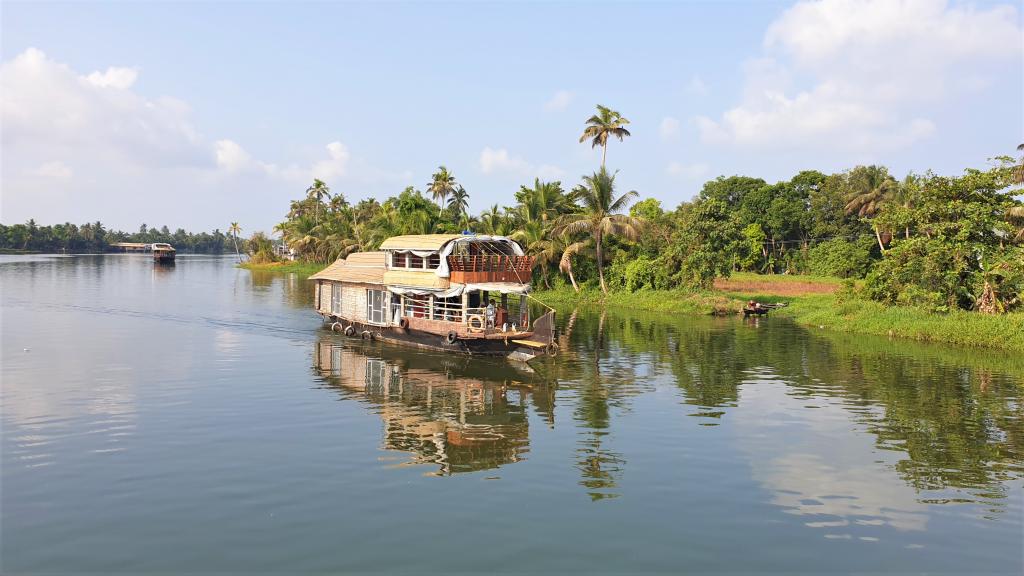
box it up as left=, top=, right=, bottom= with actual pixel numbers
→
left=391, top=251, right=405, bottom=268
left=410, top=254, right=424, bottom=269
left=366, top=289, right=386, bottom=325
left=428, top=253, right=441, bottom=268
left=331, top=283, right=343, bottom=315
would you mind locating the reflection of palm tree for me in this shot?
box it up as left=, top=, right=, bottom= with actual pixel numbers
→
left=579, top=104, right=631, bottom=168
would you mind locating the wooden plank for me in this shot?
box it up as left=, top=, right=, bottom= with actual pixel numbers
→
left=511, top=339, right=548, bottom=349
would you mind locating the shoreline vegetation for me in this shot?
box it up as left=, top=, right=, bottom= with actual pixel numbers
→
left=239, top=261, right=1024, bottom=352
left=534, top=282, right=1024, bottom=353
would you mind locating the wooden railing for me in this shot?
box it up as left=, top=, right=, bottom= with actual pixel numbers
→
left=447, top=255, right=535, bottom=283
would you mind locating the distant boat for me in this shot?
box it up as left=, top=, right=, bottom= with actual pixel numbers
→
left=151, top=243, right=176, bottom=263
left=309, top=233, right=556, bottom=362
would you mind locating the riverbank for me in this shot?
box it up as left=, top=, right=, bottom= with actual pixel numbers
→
left=238, top=260, right=325, bottom=276
left=535, top=273, right=1024, bottom=352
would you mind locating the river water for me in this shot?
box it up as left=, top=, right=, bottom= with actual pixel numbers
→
left=2, top=254, right=1022, bottom=574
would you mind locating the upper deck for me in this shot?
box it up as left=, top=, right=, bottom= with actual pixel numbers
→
left=381, top=233, right=534, bottom=286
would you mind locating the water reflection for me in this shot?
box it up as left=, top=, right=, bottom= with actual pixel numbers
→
left=314, top=340, right=540, bottom=475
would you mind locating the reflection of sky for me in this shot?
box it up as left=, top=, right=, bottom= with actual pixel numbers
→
left=734, top=374, right=930, bottom=536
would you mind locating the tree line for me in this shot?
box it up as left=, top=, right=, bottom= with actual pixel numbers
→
left=0, top=221, right=244, bottom=254
left=274, top=105, right=1024, bottom=314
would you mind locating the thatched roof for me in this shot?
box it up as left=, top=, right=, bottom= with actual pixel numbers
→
left=379, top=234, right=463, bottom=251
left=309, top=251, right=386, bottom=284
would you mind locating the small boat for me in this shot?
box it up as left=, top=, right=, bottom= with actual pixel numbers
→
left=151, top=243, right=176, bottom=263
left=309, top=234, right=556, bottom=362
left=743, top=300, right=786, bottom=317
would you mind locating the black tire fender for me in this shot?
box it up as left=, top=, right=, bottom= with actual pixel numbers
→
left=446, top=331, right=458, bottom=345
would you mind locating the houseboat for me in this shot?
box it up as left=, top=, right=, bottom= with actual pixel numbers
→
left=309, top=234, right=556, bottom=361
left=151, top=243, right=176, bottom=263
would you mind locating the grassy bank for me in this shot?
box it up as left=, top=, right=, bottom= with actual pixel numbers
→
left=238, top=260, right=326, bottom=276
left=535, top=272, right=1024, bottom=352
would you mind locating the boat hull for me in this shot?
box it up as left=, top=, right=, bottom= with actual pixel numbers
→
left=321, top=315, right=555, bottom=360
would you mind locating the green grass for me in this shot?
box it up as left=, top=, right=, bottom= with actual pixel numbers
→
left=776, top=294, right=1024, bottom=352
left=535, top=278, right=1024, bottom=352
left=534, top=286, right=745, bottom=316
left=238, top=260, right=327, bottom=276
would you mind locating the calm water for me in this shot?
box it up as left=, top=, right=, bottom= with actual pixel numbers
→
left=2, top=254, right=1023, bottom=574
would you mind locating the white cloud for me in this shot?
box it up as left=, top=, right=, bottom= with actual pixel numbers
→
left=84, top=66, right=139, bottom=89
left=543, top=89, right=573, bottom=112
left=686, top=75, right=709, bottom=96
left=697, top=0, right=1022, bottom=151
left=33, top=160, right=73, bottom=180
left=479, top=146, right=564, bottom=180
left=310, top=141, right=351, bottom=181
left=214, top=139, right=252, bottom=172
left=659, top=116, right=681, bottom=141
left=0, top=48, right=408, bottom=231
left=667, top=161, right=709, bottom=180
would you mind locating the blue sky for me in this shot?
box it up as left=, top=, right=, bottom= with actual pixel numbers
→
left=2, top=1, right=1021, bottom=233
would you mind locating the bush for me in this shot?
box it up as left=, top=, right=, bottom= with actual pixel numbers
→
left=807, top=236, right=875, bottom=278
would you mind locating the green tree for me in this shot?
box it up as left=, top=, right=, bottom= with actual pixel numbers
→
left=672, top=198, right=742, bottom=288
left=844, top=165, right=898, bottom=253
left=427, top=166, right=458, bottom=216
left=305, top=179, right=332, bottom=224
left=579, top=105, right=631, bottom=168
left=555, top=168, right=641, bottom=293
left=228, top=222, right=242, bottom=262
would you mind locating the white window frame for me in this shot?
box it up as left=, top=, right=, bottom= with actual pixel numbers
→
left=331, top=283, right=343, bottom=315
left=366, top=289, right=386, bottom=325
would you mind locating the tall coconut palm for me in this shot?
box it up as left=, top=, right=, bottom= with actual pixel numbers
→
left=427, top=166, right=458, bottom=216
left=305, top=179, right=332, bottom=223
left=579, top=105, right=631, bottom=168
left=555, top=168, right=641, bottom=293
left=844, top=165, right=898, bottom=253
left=448, top=185, right=470, bottom=221
left=228, top=222, right=242, bottom=262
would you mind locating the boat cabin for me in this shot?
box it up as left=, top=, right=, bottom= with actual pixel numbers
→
left=309, top=234, right=553, bottom=358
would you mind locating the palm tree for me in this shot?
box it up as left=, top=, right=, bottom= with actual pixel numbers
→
left=228, top=222, right=242, bottom=262
left=305, top=179, right=332, bottom=224
left=559, top=238, right=593, bottom=293
left=844, top=165, right=898, bottom=253
left=427, top=166, right=458, bottom=216
left=555, top=168, right=641, bottom=293
left=1014, top=143, right=1024, bottom=185
left=579, top=105, right=631, bottom=168
left=448, top=185, right=470, bottom=221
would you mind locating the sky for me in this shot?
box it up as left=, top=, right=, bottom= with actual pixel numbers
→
left=2, top=0, right=1022, bottom=233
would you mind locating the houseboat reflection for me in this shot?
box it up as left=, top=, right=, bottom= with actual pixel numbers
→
left=314, top=340, right=541, bottom=475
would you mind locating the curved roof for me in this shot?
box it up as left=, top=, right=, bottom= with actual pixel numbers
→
left=378, top=234, right=463, bottom=251
left=308, top=251, right=386, bottom=284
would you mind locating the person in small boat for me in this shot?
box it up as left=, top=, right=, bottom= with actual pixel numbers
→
left=486, top=299, right=497, bottom=328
